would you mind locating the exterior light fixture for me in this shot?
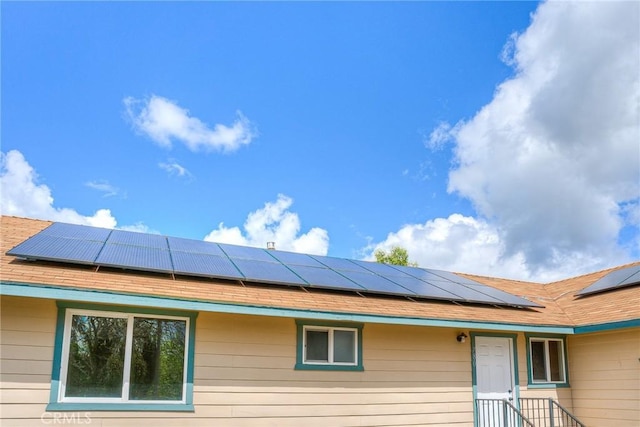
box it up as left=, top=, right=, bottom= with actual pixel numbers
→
left=456, top=332, right=468, bottom=343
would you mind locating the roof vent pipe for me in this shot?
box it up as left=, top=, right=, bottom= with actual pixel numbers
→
left=267, top=242, right=276, bottom=250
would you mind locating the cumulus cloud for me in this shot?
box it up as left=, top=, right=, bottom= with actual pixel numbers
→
left=366, top=214, right=619, bottom=282
left=366, top=215, right=525, bottom=278
left=124, top=95, right=256, bottom=153
left=204, top=194, right=329, bottom=255
left=371, top=1, right=639, bottom=281
left=158, top=160, right=192, bottom=178
left=1, top=150, right=117, bottom=228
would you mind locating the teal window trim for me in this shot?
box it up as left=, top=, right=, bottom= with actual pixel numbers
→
left=45, top=403, right=195, bottom=412
left=294, top=319, right=364, bottom=371
left=524, top=333, right=570, bottom=388
left=47, top=302, right=197, bottom=412
left=470, top=332, right=521, bottom=427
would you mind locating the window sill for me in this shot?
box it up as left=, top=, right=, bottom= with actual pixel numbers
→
left=294, top=363, right=364, bottom=371
left=46, top=402, right=195, bottom=412
left=526, top=383, right=570, bottom=389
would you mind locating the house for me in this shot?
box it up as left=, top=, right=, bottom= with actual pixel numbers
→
left=1, top=215, right=638, bottom=427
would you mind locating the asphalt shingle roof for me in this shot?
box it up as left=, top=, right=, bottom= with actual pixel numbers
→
left=2, top=215, right=638, bottom=328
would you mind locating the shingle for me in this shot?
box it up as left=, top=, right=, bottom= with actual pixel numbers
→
left=2, top=215, right=638, bottom=327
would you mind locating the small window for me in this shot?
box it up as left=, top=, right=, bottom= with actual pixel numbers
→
left=527, top=336, right=568, bottom=386
left=48, top=304, right=196, bottom=411
left=295, top=321, right=363, bottom=371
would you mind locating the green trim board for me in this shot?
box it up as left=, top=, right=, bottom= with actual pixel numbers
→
left=46, top=301, right=197, bottom=412
left=524, top=333, right=570, bottom=388
left=294, top=319, right=364, bottom=371
left=573, top=318, right=640, bottom=334
left=45, top=403, right=195, bottom=412
left=0, top=281, right=574, bottom=334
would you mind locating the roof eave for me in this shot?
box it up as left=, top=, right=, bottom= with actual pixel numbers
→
left=0, top=280, right=574, bottom=334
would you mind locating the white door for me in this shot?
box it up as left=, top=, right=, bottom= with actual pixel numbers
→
left=475, top=336, right=515, bottom=427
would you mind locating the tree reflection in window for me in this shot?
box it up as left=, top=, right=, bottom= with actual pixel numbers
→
left=62, top=311, right=188, bottom=402
left=66, top=315, right=127, bottom=397
left=130, top=318, right=186, bottom=400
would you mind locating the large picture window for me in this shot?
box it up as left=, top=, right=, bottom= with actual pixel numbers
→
left=49, top=303, right=196, bottom=411
left=526, top=336, right=568, bottom=386
left=295, top=320, right=363, bottom=371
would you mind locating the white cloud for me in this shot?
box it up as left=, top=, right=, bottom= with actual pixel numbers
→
left=85, top=180, right=119, bottom=197
left=158, top=160, right=192, bottom=178
left=124, top=95, right=256, bottom=153
left=370, top=1, right=639, bottom=281
left=366, top=214, right=619, bottom=282
left=1, top=150, right=117, bottom=228
left=424, top=121, right=459, bottom=150
left=204, top=194, right=329, bottom=255
left=119, top=222, right=159, bottom=234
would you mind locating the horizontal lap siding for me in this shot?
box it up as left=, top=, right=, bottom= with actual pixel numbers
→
left=192, top=314, right=474, bottom=426
left=0, top=296, right=57, bottom=425
left=0, top=296, right=475, bottom=426
left=568, top=328, right=640, bottom=427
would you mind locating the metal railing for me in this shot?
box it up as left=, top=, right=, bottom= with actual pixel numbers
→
left=518, top=398, right=585, bottom=427
left=476, top=398, right=535, bottom=427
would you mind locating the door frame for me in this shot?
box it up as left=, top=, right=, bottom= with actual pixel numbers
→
left=470, top=332, right=521, bottom=427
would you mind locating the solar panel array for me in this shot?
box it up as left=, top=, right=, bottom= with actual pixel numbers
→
left=7, top=222, right=541, bottom=308
left=576, top=264, right=640, bottom=297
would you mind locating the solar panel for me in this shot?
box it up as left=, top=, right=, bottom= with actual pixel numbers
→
left=96, top=244, right=173, bottom=273
left=577, top=264, right=640, bottom=296
left=6, top=221, right=545, bottom=308
left=620, top=269, right=640, bottom=286
left=385, top=275, right=464, bottom=301
left=461, top=282, right=537, bottom=306
left=423, top=279, right=503, bottom=304
left=168, top=237, right=226, bottom=256
left=334, top=269, right=416, bottom=296
left=389, top=264, right=453, bottom=282
left=40, top=222, right=112, bottom=241
left=289, top=265, right=367, bottom=292
left=7, top=234, right=103, bottom=264
left=268, top=250, right=326, bottom=267
left=311, top=256, right=369, bottom=272
left=219, top=244, right=275, bottom=262
left=107, top=230, right=168, bottom=249
left=350, top=260, right=410, bottom=277
left=172, top=252, right=243, bottom=279
left=231, top=259, right=308, bottom=286
left=428, top=268, right=489, bottom=286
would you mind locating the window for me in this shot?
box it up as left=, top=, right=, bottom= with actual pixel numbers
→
left=48, top=303, right=196, bottom=411
left=295, top=320, right=363, bottom=371
left=526, top=336, right=568, bottom=386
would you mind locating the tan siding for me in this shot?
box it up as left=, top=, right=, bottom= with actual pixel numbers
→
left=1, top=296, right=476, bottom=426
left=0, top=296, right=56, bottom=422
left=191, top=315, right=475, bottom=426
left=568, top=328, right=640, bottom=427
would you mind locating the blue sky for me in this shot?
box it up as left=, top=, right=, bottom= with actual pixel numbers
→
left=2, top=1, right=639, bottom=282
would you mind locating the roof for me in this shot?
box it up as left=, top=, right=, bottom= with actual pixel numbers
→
left=2, top=215, right=639, bottom=332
